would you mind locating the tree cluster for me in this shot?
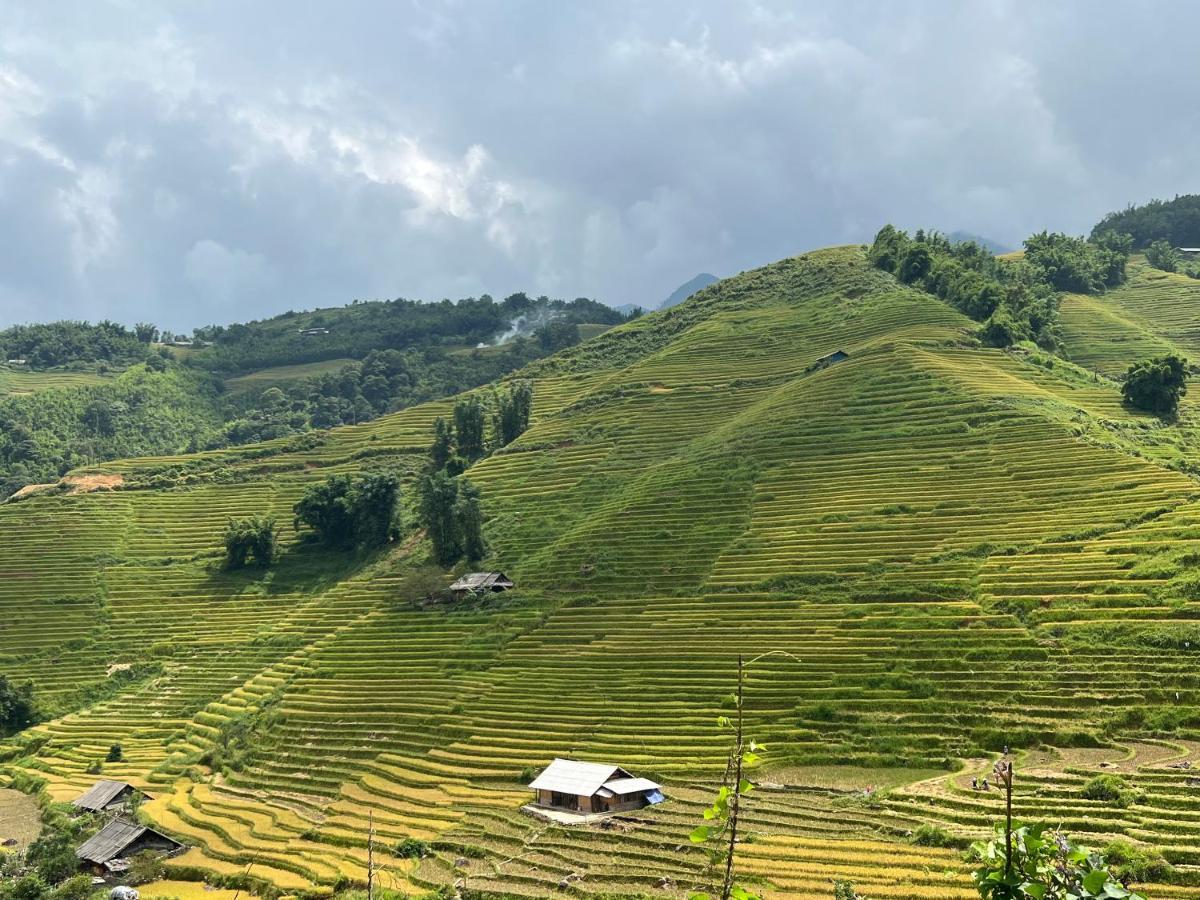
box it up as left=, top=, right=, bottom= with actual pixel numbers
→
left=223, top=516, right=279, bottom=569
left=869, top=227, right=1065, bottom=349
left=1091, top=194, right=1200, bottom=249
left=1121, top=354, right=1188, bottom=415
left=293, top=472, right=403, bottom=550
left=1022, top=231, right=1128, bottom=294
left=0, top=320, right=157, bottom=370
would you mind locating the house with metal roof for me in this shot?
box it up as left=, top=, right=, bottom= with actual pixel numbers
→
left=449, top=571, right=514, bottom=597
left=528, top=758, right=664, bottom=816
left=72, top=781, right=147, bottom=814
left=75, top=818, right=182, bottom=875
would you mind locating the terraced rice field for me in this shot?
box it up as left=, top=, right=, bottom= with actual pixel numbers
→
left=0, top=367, right=110, bottom=396
left=224, top=358, right=359, bottom=393
left=7, top=247, right=1200, bottom=896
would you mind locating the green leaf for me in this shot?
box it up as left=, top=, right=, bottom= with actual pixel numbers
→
left=689, top=825, right=711, bottom=843
left=688, top=894, right=712, bottom=900
left=739, top=778, right=754, bottom=794
left=1022, top=884, right=1046, bottom=900
left=716, top=716, right=732, bottom=728
left=1082, top=869, right=1109, bottom=895
left=742, top=752, right=760, bottom=766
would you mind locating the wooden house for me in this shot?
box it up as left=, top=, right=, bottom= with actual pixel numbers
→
left=528, top=758, right=664, bottom=814
left=75, top=818, right=182, bottom=876
left=449, top=572, right=515, bottom=598
left=72, top=781, right=147, bottom=815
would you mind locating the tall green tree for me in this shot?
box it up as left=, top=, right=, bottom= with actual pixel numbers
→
left=495, top=380, right=533, bottom=447
left=293, top=474, right=357, bottom=548
left=418, top=470, right=462, bottom=565
left=453, top=395, right=486, bottom=462
left=352, top=472, right=403, bottom=546
left=455, top=479, right=487, bottom=562
left=430, top=416, right=455, bottom=470
left=0, top=675, right=37, bottom=736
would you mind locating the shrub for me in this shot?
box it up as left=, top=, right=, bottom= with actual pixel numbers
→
left=1082, top=774, right=1140, bottom=807
left=972, top=823, right=1144, bottom=899
left=1146, top=239, right=1179, bottom=272
left=0, top=676, right=38, bottom=737
left=105, top=742, right=123, bottom=762
left=1104, top=839, right=1174, bottom=882
left=393, top=837, right=429, bottom=859
left=911, top=823, right=968, bottom=849
left=126, top=850, right=165, bottom=885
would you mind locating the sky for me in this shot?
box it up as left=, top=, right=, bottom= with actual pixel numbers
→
left=1, top=1, right=1199, bottom=331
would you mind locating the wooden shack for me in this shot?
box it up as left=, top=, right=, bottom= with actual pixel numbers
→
left=528, top=758, right=664, bottom=815
left=449, top=572, right=515, bottom=598
left=75, top=818, right=182, bottom=876
left=72, top=781, right=147, bottom=815
left=811, top=349, right=849, bottom=371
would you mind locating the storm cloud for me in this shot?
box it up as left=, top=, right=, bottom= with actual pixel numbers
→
left=1, top=1, right=1198, bottom=329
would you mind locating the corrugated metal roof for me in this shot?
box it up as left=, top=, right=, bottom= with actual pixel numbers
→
left=76, top=819, right=147, bottom=864
left=603, top=776, right=660, bottom=794
left=449, top=572, right=514, bottom=591
left=528, top=758, right=622, bottom=795
left=72, top=780, right=134, bottom=811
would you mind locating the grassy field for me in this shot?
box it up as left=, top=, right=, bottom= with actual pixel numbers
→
left=0, top=367, right=110, bottom=397
left=223, top=358, right=359, bottom=392
left=7, top=247, right=1200, bottom=896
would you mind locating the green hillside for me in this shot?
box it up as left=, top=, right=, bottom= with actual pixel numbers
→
left=8, top=247, right=1200, bottom=897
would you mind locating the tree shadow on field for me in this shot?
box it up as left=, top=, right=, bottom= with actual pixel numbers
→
left=203, top=537, right=380, bottom=598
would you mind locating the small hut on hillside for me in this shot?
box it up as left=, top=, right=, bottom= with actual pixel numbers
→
left=75, top=818, right=182, bottom=876
left=72, top=781, right=147, bottom=815
left=449, top=572, right=514, bottom=598
left=811, top=349, right=849, bottom=371
left=528, top=758, right=664, bottom=815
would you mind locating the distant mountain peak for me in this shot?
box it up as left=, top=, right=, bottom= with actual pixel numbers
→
left=658, top=272, right=719, bottom=310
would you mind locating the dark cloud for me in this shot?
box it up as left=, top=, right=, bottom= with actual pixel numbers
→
left=1, top=1, right=1198, bottom=329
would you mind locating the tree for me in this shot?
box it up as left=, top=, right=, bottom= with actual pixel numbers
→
left=495, top=380, right=533, bottom=447
left=1122, top=354, right=1188, bottom=415
left=430, top=416, right=455, bottom=471
left=133, top=322, right=159, bottom=343
left=1146, top=239, right=1178, bottom=272
left=105, top=742, right=123, bottom=762
left=351, top=472, right=403, bottom=547
left=453, top=395, right=486, bottom=462
left=223, top=516, right=279, bottom=568
left=898, top=243, right=933, bottom=283
left=455, top=479, right=487, bottom=561
left=418, top=470, right=462, bottom=566
left=0, top=675, right=37, bottom=736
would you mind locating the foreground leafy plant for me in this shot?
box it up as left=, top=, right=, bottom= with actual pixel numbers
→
left=973, top=822, right=1146, bottom=899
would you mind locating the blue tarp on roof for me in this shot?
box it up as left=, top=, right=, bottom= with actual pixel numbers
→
left=645, top=790, right=665, bottom=804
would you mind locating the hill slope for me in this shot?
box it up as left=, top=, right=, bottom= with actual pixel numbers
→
left=7, top=248, right=1200, bottom=897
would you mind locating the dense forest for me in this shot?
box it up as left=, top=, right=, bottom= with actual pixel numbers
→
left=0, top=321, right=159, bottom=370
left=185, top=292, right=627, bottom=374
left=1091, top=194, right=1200, bottom=249
left=0, top=291, right=635, bottom=498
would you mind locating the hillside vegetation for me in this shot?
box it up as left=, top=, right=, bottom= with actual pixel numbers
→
left=8, top=246, right=1200, bottom=896
left=0, top=293, right=632, bottom=498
